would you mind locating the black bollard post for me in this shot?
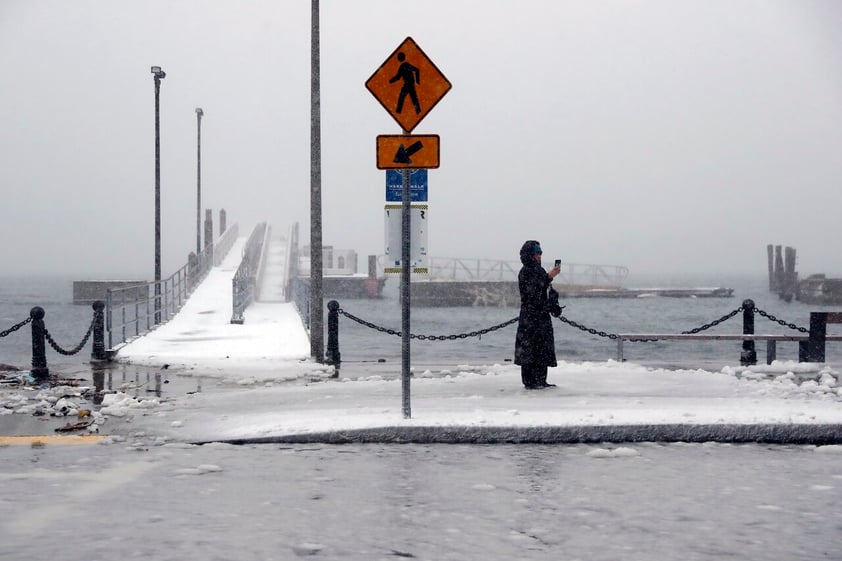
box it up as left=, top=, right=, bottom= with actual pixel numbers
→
left=30, top=306, right=49, bottom=381
left=807, top=312, right=828, bottom=363
left=91, top=300, right=108, bottom=363
left=326, top=300, right=341, bottom=378
left=740, top=299, right=757, bottom=366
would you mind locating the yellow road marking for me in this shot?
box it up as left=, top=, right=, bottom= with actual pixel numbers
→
left=0, top=435, right=107, bottom=446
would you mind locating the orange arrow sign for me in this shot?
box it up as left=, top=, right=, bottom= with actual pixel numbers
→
left=366, top=37, right=452, bottom=133
left=376, top=135, right=440, bottom=169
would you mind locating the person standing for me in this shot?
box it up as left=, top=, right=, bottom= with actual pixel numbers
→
left=514, top=240, right=561, bottom=389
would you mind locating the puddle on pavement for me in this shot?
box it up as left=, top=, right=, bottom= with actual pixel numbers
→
left=90, top=363, right=205, bottom=403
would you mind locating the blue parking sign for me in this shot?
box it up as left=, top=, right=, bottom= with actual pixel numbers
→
left=386, top=169, right=428, bottom=202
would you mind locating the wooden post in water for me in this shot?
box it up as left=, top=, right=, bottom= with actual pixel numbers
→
left=774, top=245, right=784, bottom=295
left=767, top=244, right=775, bottom=291
left=784, top=246, right=797, bottom=299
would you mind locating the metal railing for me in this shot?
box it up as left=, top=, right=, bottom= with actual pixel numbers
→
left=425, top=257, right=629, bottom=286
left=231, top=222, right=267, bottom=324
left=214, top=223, right=239, bottom=266
left=106, top=224, right=239, bottom=349
left=254, top=223, right=273, bottom=301
left=292, top=277, right=311, bottom=330
left=615, top=333, right=842, bottom=364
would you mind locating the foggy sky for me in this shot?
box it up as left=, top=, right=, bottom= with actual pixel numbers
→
left=1, top=0, right=840, bottom=280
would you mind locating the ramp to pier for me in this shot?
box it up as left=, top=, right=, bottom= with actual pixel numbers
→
left=257, top=226, right=289, bottom=302
left=116, top=232, right=312, bottom=375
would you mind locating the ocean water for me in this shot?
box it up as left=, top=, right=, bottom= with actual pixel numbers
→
left=0, top=276, right=95, bottom=372
left=332, top=273, right=842, bottom=371
left=0, top=273, right=840, bottom=373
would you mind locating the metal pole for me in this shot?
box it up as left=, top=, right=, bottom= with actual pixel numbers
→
left=309, top=0, right=324, bottom=362
left=151, top=67, right=165, bottom=324
left=196, top=108, right=203, bottom=256
left=401, top=166, right=411, bottom=419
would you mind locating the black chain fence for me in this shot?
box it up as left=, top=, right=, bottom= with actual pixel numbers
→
left=336, top=305, right=809, bottom=344
left=0, top=317, right=32, bottom=338
left=44, top=317, right=96, bottom=356
left=337, top=308, right=518, bottom=340
left=680, top=307, right=743, bottom=335
left=754, top=308, right=809, bottom=333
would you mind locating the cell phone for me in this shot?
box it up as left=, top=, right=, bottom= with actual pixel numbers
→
left=554, top=259, right=561, bottom=267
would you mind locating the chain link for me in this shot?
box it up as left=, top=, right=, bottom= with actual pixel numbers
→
left=44, top=318, right=95, bottom=356
left=754, top=308, right=809, bottom=333
left=680, top=307, right=743, bottom=334
left=337, top=308, right=518, bottom=341
left=556, top=315, right=622, bottom=340
left=337, top=304, right=809, bottom=346
left=0, top=317, right=32, bottom=338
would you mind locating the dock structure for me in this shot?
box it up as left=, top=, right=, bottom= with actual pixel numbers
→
left=405, top=257, right=733, bottom=307
left=768, top=244, right=799, bottom=302
left=767, top=244, right=842, bottom=305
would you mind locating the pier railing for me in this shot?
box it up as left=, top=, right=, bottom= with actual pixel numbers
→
left=105, top=223, right=239, bottom=350
left=425, top=257, right=629, bottom=286
left=614, top=333, right=842, bottom=364
left=231, top=222, right=267, bottom=324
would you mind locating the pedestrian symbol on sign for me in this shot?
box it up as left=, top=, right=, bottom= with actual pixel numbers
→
left=389, top=53, right=421, bottom=115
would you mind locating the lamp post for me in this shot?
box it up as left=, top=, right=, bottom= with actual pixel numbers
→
left=310, top=0, right=324, bottom=362
left=151, top=65, right=166, bottom=324
left=195, top=107, right=203, bottom=257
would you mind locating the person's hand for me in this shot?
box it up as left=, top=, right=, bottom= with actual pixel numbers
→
left=548, top=264, right=561, bottom=278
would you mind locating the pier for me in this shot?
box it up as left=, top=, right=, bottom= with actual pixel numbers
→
left=768, top=244, right=842, bottom=305
left=407, top=257, right=732, bottom=306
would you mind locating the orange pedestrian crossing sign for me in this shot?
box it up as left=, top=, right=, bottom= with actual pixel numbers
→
left=366, top=37, right=452, bottom=133
left=376, top=134, right=440, bottom=169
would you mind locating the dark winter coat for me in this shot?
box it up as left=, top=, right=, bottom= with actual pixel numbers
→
left=514, top=241, right=557, bottom=367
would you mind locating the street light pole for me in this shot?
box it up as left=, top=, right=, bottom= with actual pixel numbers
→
left=310, top=0, right=324, bottom=362
left=151, top=65, right=166, bottom=324
left=195, top=107, right=203, bottom=257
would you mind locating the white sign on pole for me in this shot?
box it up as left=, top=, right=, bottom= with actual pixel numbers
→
left=384, top=204, right=428, bottom=274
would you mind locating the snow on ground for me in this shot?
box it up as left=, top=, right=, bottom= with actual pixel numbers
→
left=107, top=359, right=842, bottom=443
left=3, top=238, right=841, bottom=442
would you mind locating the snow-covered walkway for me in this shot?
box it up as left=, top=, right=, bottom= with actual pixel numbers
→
left=115, top=236, right=321, bottom=380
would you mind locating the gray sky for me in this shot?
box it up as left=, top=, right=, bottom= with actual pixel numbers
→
left=1, top=0, right=840, bottom=280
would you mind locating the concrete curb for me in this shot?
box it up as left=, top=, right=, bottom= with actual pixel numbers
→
left=199, top=423, right=842, bottom=446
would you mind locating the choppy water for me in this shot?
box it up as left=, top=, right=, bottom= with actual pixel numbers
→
left=332, top=273, right=842, bottom=371
left=1, top=273, right=840, bottom=372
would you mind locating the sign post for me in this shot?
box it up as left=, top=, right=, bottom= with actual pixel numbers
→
left=367, top=37, right=450, bottom=419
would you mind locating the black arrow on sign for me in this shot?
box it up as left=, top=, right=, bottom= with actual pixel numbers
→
left=393, top=141, right=424, bottom=164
